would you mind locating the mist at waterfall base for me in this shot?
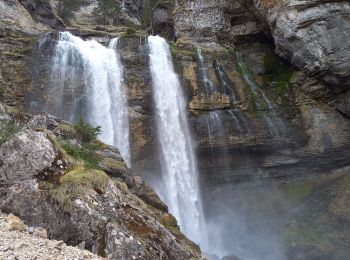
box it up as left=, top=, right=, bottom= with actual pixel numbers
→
left=28, top=32, right=131, bottom=166
left=200, top=53, right=289, bottom=260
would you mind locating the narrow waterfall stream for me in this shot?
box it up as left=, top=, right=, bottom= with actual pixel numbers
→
left=29, top=32, right=131, bottom=166
left=234, top=51, right=286, bottom=138
left=148, top=36, right=204, bottom=244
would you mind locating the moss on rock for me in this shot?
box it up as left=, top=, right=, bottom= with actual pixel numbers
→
left=49, top=167, right=109, bottom=211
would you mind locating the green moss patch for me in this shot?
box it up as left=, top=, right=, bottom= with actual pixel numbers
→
left=49, top=167, right=109, bottom=211
left=234, top=50, right=270, bottom=111
left=0, top=119, right=21, bottom=145
left=100, top=158, right=125, bottom=171
left=263, top=51, right=293, bottom=97
left=59, top=141, right=101, bottom=169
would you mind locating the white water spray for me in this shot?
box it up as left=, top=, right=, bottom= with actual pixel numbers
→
left=48, top=32, right=131, bottom=166
left=148, top=35, right=204, bottom=244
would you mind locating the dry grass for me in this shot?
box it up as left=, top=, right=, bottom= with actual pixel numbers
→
left=49, top=167, right=109, bottom=211
left=260, top=0, right=278, bottom=8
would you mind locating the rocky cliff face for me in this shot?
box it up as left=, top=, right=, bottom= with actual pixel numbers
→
left=174, top=0, right=263, bottom=49
left=1, top=0, right=350, bottom=259
left=0, top=105, right=201, bottom=259
left=255, top=0, right=350, bottom=87
left=254, top=0, right=350, bottom=118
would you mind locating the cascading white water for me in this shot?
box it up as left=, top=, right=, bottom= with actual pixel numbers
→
left=48, top=32, right=131, bottom=166
left=148, top=35, right=204, bottom=244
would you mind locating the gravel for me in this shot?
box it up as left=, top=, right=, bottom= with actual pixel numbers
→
left=0, top=212, right=104, bottom=260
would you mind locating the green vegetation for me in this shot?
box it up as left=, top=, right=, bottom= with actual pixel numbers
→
left=56, top=118, right=102, bottom=168
left=160, top=213, right=188, bottom=239
left=55, top=124, right=76, bottom=138
left=57, top=0, right=83, bottom=22
left=263, top=51, right=293, bottom=96
left=100, top=158, right=126, bottom=172
left=59, top=141, right=101, bottom=169
left=234, top=50, right=270, bottom=111
left=93, top=0, right=121, bottom=25
left=73, top=118, right=102, bottom=144
left=47, top=119, right=108, bottom=210
left=49, top=167, right=109, bottom=211
left=126, top=27, right=136, bottom=35
left=0, top=119, right=21, bottom=145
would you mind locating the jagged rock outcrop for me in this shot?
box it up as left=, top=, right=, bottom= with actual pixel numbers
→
left=174, top=0, right=263, bottom=49
left=0, top=0, right=50, bottom=34
left=0, top=128, right=56, bottom=185
left=18, top=0, right=65, bottom=29
left=254, top=0, right=350, bottom=88
left=0, top=108, right=201, bottom=259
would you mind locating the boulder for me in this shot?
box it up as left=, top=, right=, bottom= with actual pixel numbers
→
left=7, top=213, right=27, bottom=232
left=0, top=128, right=56, bottom=185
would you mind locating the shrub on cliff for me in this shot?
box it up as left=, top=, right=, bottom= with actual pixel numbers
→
left=73, top=118, right=102, bottom=144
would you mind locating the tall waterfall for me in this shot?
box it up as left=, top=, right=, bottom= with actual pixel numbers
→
left=33, top=32, right=131, bottom=166
left=148, top=36, right=203, bottom=243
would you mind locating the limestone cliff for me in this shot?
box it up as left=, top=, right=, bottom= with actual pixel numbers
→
left=1, top=0, right=350, bottom=259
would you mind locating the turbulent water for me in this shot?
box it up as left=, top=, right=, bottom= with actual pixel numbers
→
left=30, top=32, right=131, bottom=166
left=148, top=35, right=204, bottom=244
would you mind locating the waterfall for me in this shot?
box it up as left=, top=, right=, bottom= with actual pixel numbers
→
left=234, top=50, right=286, bottom=138
left=148, top=35, right=204, bottom=244
left=213, top=60, right=238, bottom=102
left=197, top=49, right=216, bottom=95
left=33, top=32, right=131, bottom=166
